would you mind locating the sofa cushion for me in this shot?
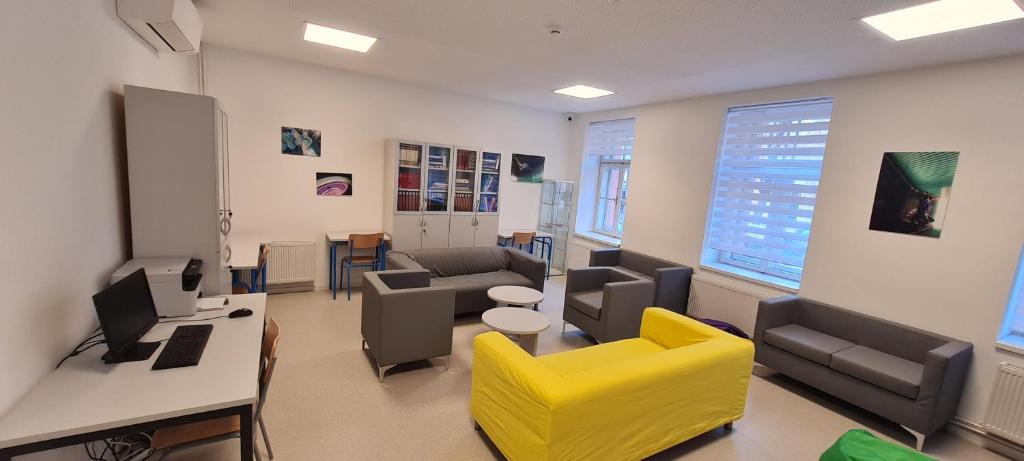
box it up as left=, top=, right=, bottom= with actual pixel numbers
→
left=763, top=324, right=854, bottom=366
left=400, top=247, right=510, bottom=277
left=433, top=270, right=532, bottom=292
left=566, top=288, right=604, bottom=320
left=610, top=266, right=653, bottom=282
left=830, top=345, right=924, bottom=399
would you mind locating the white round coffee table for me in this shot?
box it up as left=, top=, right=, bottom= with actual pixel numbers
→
left=487, top=286, right=544, bottom=310
left=482, top=307, right=551, bottom=355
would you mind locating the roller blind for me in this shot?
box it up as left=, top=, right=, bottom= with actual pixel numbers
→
left=704, top=98, right=834, bottom=285
left=586, top=118, right=635, bottom=158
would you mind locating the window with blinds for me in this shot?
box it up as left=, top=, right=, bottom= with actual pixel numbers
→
left=1000, top=249, right=1024, bottom=340
left=701, top=98, right=834, bottom=288
left=584, top=119, right=635, bottom=239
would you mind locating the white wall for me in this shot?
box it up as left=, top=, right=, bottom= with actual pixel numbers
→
left=204, top=46, right=570, bottom=289
left=0, top=0, right=198, bottom=457
left=567, top=53, right=1024, bottom=425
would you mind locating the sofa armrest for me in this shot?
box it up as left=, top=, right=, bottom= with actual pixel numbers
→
left=589, top=248, right=621, bottom=267
left=753, top=295, right=800, bottom=347
left=652, top=266, right=694, bottom=314
left=508, top=248, right=546, bottom=290
left=640, top=307, right=730, bottom=349
left=386, top=251, right=423, bottom=271
left=471, top=332, right=573, bottom=459
left=918, top=340, right=973, bottom=433
left=601, top=278, right=656, bottom=341
left=566, top=267, right=610, bottom=292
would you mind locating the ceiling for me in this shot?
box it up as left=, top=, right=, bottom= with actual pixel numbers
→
left=195, top=0, right=1024, bottom=113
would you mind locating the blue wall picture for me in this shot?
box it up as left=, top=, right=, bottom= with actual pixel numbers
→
left=282, top=126, right=321, bottom=157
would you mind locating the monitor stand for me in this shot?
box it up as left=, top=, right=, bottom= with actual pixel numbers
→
left=102, top=341, right=160, bottom=364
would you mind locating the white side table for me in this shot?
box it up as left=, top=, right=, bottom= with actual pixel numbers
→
left=487, top=286, right=544, bottom=310
left=482, top=307, right=551, bottom=355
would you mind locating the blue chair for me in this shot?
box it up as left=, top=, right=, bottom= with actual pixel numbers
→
left=342, top=233, right=384, bottom=301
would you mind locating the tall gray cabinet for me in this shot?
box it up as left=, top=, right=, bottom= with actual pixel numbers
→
left=124, top=85, right=232, bottom=295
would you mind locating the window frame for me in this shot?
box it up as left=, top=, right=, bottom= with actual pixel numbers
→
left=699, top=98, right=834, bottom=291
left=997, top=246, right=1024, bottom=355
left=593, top=155, right=630, bottom=239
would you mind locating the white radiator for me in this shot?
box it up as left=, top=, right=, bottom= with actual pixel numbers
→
left=267, top=240, right=315, bottom=292
left=687, top=273, right=782, bottom=336
left=983, top=362, right=1024, bottom=444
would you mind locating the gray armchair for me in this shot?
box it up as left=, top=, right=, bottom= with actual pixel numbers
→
left=361, top=270, right=456, bottom=382
left=589, top=248, right=693, bottom=314
left=562, top=267, right=655, bottom=343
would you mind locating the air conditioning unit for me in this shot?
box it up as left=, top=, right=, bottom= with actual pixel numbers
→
left=117, top=0, right=202, bottom=54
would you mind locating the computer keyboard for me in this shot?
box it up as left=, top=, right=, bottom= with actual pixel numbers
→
left=152, top=324, right=213, bottom=370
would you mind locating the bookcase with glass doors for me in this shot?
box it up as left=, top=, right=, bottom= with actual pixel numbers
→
left=384, top=140, right=501, bottom=250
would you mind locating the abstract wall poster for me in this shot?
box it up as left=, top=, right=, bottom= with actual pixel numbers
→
left=316, top=172, right=352, bottom=196
left=511, top=153, right=545, bottom=183
left=282, top=126, right=321, bottom=157
left=869, top=151, right=959, bottom=238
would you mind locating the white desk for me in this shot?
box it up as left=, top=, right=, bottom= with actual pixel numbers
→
left=0, top=294, right=267, bottom=460
left=496, top=229, right=555, bottom=240
left=230, top=236, right=266, bottom=270
left=326, top=231, right=392, bottom=300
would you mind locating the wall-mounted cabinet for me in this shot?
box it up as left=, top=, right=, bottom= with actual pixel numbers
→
left=385, top=140, right=501, bottom=250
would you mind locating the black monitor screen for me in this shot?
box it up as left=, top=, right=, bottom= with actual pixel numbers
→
left=92, top=269, right=158, bottom=357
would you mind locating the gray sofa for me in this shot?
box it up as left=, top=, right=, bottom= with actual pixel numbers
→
left=361, top=270, right=456, bottom=382
left=754, top=295, right=972, bottom=450
left=387, top=247, right=546, bottom=315
left=589, top=248, right=694, bottom=314
left=563, top=267, right=655, bottom=343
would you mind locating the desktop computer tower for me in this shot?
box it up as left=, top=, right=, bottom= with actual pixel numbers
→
left=124, top=85, right=232, bottom=296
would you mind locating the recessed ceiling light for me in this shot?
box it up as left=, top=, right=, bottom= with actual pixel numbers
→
left=553, top=85, right=615, bottom=99
left=862, top=0, right=1024, bottom=41
left=303, top=22, right=377, bottom=53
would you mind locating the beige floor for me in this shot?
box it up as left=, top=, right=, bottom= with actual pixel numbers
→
left=167, top=277, right=1006, bottom=460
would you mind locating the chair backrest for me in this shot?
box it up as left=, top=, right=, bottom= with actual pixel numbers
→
left=261, top=317, right=280, bottom=385
left=256, top=243, right=271, bottom=270
left=350, top=233, right=383, bottom=251
left=512, top=232, right=535, bottom=245
left=255, top=317, right=280, bottom=419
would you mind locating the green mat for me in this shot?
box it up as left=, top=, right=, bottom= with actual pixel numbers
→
left=820, top=430, right=935, bottom=461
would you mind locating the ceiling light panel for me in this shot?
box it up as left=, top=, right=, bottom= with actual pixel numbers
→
left=553, top=85, right=615, bottom=99
left=862, top=0, right=1024, bottom=41
left=303, top=22, right=377, bottom=52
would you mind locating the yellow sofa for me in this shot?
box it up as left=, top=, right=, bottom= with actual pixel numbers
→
left=470, top=308, right=754, bottom=461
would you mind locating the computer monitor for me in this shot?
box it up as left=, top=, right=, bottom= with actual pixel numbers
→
left=92, top=268, right=160, bottom=364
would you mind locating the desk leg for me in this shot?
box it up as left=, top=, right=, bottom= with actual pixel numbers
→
left=330, top=243, right=337, bottom=300
left=240, top=403, right=254, bottom=461
left=545, top=237, right=553, bottom=279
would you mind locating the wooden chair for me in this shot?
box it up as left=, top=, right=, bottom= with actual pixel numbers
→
left=150, top=318, right=281, bottom=460
left=343, top=233, right=384, bottom=301
left=233, top=244, right=272, bottom=294
left=512, top=232, right=536, bottom=254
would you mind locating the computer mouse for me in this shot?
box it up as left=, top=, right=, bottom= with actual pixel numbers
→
left=229, top=308, right=253, bottom=318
